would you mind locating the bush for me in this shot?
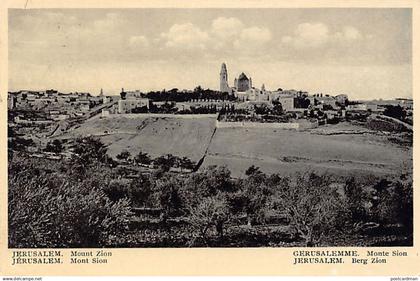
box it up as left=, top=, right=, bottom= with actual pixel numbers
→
left=103, top=178, right=131, bottom=201
left=370, top=176, right=412, bottom=231
left=116, top=150, right=131, bottom=161
left=383, top=105, right=406, bottom=121
left=134, top=151, right=152, bottom=165
left=9, top=172, right=132, bottom=248
left=129, top=174, right=153, bottom=207
left=45, top=139, right=63, bottom=153
left=344, top=177, right=368, bottom=223
left=366, top=118, right=407, bottom=132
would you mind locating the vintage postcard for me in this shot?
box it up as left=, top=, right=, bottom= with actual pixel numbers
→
left=0, top=0, right=419, bottom=277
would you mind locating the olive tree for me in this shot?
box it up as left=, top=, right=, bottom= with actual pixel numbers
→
left=188, top=195, right=230, bottom=246
left=275, top=173, right=347, bottom=246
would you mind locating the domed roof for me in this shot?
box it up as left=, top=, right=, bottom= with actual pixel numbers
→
left=238, top=72, right=249, bottom=81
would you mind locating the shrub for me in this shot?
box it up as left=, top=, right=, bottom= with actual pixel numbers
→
left=45, top=139, right=63, bottom=153
left=8, top=172, right=132, bottom=248
left=383, top=105, right=406, bottom=121
left=103, top=178, right=131, bottom=201
left=116, top=150, right=131, bottom=161
left=344, top=177, right=368, bottom=223
left=366, top=118, right=407, bottom=132
left=370, top=175, right=412, bottom=232
left=134, top=151, right=152, bottom=165
left=129, top=174, right=153, bottom=207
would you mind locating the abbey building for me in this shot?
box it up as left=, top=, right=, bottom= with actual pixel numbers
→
left=219, top=62, right=296, bottom=107
left=220, top=62, right=260, bottom=100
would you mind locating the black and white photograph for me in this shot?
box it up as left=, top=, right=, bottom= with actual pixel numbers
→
left=7, top=8, right=413, bottom=248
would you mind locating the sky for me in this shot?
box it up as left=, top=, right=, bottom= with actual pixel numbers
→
left=8, top=8, right=412, bottom=100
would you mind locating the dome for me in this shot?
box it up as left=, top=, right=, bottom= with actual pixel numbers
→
left=238, top=72, right=249, bottom=81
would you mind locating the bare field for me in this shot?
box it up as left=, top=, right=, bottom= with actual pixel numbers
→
left=203, top=122, right=412, bottom=178
left=60, top=115, right=216, bottom=161
left=60, top=116, right=411, bottom=178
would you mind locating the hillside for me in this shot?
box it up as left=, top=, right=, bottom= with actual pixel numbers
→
left=60, top=116, right=411, bottom=179
left=60, top=115, right=217, bottom=161
left=203, top=122, right=411, bottom=178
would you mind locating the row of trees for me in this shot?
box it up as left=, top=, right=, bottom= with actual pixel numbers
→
left=135, top=102, right=219, bottom=115
left=116, top=150, right=195, bottom=172
left=218, top=103, right=288, bottom=123
left=43, top=138, right=196, bottom=172
left=149, top=101, right=178, bottom=114
left=178, top=104, right=218, bottom=114
left=144, top=87, right=236, bottom=102
left=383, top=105, right=409, bottom=122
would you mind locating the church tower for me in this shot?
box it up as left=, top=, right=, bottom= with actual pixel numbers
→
left=220, top=63, right=229, bottom=93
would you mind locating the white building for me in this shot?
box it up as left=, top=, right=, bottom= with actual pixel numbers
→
left=276, top=95, right=295, bottom=111
left=118, top=98, right=149, bottom=114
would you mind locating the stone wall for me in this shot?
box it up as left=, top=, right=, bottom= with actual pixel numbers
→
left=216, top=120, right=318, bottom=130
left=104, top=113, right=218, bottom=119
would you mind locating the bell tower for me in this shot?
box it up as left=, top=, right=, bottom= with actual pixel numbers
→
left=220, top=63, right=229, bottom=93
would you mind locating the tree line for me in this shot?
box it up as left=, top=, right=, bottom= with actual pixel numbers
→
left=136, top=87, right=236, bottom=103
left=116, top=150, right=195, bottom=172
left=8, top=137, right=413, bottom=247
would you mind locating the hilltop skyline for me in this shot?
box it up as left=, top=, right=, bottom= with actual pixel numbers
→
left=9, top=8, right=412, bottom=100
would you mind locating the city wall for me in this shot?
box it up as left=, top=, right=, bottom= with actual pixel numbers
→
left=215, top=120, right=318, bottom=130
left=102, top=112, right=318, bottom=130
left=103, top=113, right=218, bottom=119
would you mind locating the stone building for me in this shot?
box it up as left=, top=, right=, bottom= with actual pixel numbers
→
left=316, top=95, right=338, bottom=109
left=118, top=88, right=149, bottom=114
left=218, top=62, right=297, bottom=110
left=118, top=99, right=149, bottom=114
left=276, top=95, right=295, bottom=111
left=234, top=72, right=252, bottom=92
